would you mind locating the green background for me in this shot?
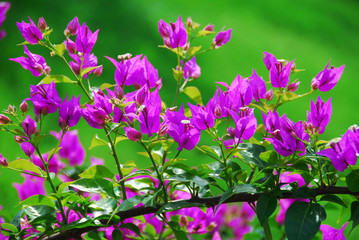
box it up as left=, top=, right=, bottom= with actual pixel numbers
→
left=0, top=0, right=358, bottom=238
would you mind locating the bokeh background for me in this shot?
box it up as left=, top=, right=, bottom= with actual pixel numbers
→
left=0, top=0, right=359, bottom=238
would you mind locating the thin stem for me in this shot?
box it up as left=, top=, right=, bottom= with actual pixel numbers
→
left=162, top=150, right=181, bottom=172
left=104, top=127, right=127, bottom=200
left=139, top=139, right=168, bottom=203
left=246, top=166, right=256, bottom=184
left=262, top=219, right=273, bottom=240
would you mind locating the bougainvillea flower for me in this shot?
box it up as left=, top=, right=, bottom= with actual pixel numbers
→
left=20, top=142, right=35, bottom=157
left=311, top=61, right=345, bottom=92
left=262, top=109, right=281, bottom=134
left=184, top=57, right=201, bottom=80
left=0, top=153, right=8, bottom=167
left=16, top=17, right=43, bottom=44
left=64, top=38, right=77, bottom=54
left=158, top=16, right=188, bottom=48
left=32, top=152, right=65, bottom=174
left=64, top=16, right=80, bottom=36
left=212, top=28, right=232, bottom=49
left=51, top=130, right=85, bottom=166
left=263, top=51, right=277, bottom=71
left=75, top=22, right=99, bottom=53
left=250, top=69, right=267, bottom=102
left=287, top=81, right=300, bottom=92
left=320, top=222, right=348, bottom=240
left=188, top=103, right=215, bottom=130
left=29, top=82, right=61, bottom=116
left=13, top=174, right=46, bottom=201
left=0, top=1, right=10, bottom=40
left=207, top=88, right=226, bottom=119
left=317, top=131, right=357, bottom=171
left=138, top=88, right=162, bottom=136
left=58, top=95, right=81, bottom=128
left=69, top=52, right=97, bottom=77
left=307, top=96, right=332, bottom=134
left=124, top=126, right=142, bottom=142
left=9, top=45, right=50, bottom=77
left=22, top=115, right=37, bottom=139
left=270, top=60, right=294, bottom=88
left=348, top=125, right=359, bottom=154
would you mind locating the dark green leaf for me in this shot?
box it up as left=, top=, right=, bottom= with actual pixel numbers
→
left=119, top=223, right=143, bottom=239
left=70, top=178, right=116, bottom=199
left=168, top=173, right=210, bottom=187
left=256, top=193, right=277, bottom=225
left=239, top=144, right=268, bottom=169
left=284, top=202, right=326, bottom=240
left=23, top=205, right=56, bottom=222
left=346, top=170, right=359, bottom=192
left=167, top=221, right=189, bottom=240
left=156, top=201, right=203, bottom=215
left=40, top=75, right=75, bottom=84
left=90, top=198, right=117, bottom=213
left=79, top=165, right=115, bottom=179
left=112, top=230, right=123, bottom=240
left=217, top=184, right=258, bottom=212
left=83, top=232, right=102, bottom=240
left=293, top=186, right=315, bottom=199
left=350, top=201, right=359, bottom=232
left=118, top=195, right=145, bottom=211
left=19, top=195, right=55, bottom=209
left=319, top=195, right=347, bottom=208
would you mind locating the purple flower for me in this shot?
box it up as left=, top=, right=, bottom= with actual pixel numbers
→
left=138, top=88, right=162, bottom=136
left=29, top=82, right=61, bottom=116
left=320, top=222, right=348, bottom=240
left=250, top=69, right=267, bottom=102
left=270, top=60, right=294, bottom=88
left=20, top=142, right=35, bottom=157
left=64, top=17, right=80, bottom=36
left=69, top=52, right=97, bottom=77
left=188, top=103, right=215, bottom=130
left=311, top=61, right=345, bottom=92
left=158, top=16, right=188, bottom=48
left=13, top=174, right=46, bottom=201
left=263, top=51, right=277, bottom=71
left=58, top=95, right=81, bottom=128
left=222, top=75, right=253, bottom=112
left=0, top=153, right=8, bottom=167
left=212, top=28, right=232, bottom=49
left=16, top=17, right=43, bottom=44
left=0, top=2, right=10, bottom=40
left=75, top=23, right=99, bottom=53
left=51, top=130, right=85, bottom=167
left=9, top=45, right=51, bottom=77
left=306, top=96, right=332, bottom=134
left=32, top=152, right=65, bottom=174
left=317, top=131, right=357, bottom=171
left=22, top=115, right=37, bottom=139
left=64, top=38, right=77, bottom=54
left=184, top=57, right=201, bottom=80
left=124, top=127, right=142, bottom=142
left=348, top=125, right=359, bottom=154
left=287, top=81, right=300, bottom=92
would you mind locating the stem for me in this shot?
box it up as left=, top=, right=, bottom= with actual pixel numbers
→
left=6, top=167, right=46, bottom=178
left=262, top=219, right=273, bottom=240
left=104, top=127, right=127, bottom=200
left=139, top=139, right=168, bottom=203
left=246, top=166, right=256, bottom=184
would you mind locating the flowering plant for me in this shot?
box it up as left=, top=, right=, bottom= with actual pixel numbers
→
left=0, top=10, right=358, bottom=240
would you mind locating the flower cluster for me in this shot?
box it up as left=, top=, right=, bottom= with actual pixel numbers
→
left=0, top=1, right=10, bottom=40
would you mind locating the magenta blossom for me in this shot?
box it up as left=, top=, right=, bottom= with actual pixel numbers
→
left=320, top=222, right=348, bottom=240
left=184, top=57, right=201, bottom=80
left=16, top=17, right=43, bottom=44
left=0, top=1, right=10, bottom=40
left=263, top=51, right=277, bottom=71
left=22, top=115, right=37, bottom=139
left=250, top=69, right=267, bottom=102
left=58, top=95, right=81, bottom=128
left=188, top=103, right=215, bottom=131
left=32, top=152, right=65, bottom=174
left=270, top=60, right=294, bottom=88
left=13, top=174, right=46, bottom=201
left=69, top=52, right=97, bottom=77
left=124, top=127, right=142, bottom=142
left=158, top=16, right=188, bottom=48
left=212, top=28, right=232, bottom=49
left=29, top=82, right=61, bottom=116
left=306, top=96, right=332, bottom=134
left=64, top=17, right=80, bottom=36
left=138, top=87, right=162, bottom=136
left=20, top=142, right=35, bottom=157
left=311, top=61, right=345, bottom=92
left=75, top=22, right=99, bottom=53
left=9, top=45, right=50, bottom=77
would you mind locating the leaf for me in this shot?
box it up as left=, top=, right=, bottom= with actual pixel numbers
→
left=23, top=205, right=56, bottom=222
left=54, top=43, right=66, bottom=57
left=83, top=232, right=102, bottom=240
left=284, top=202, right=326, bottom=240
left=39, top=75, right=75, bottom=84
left=199, top=145, right=222, bottom=159
left=172, top=68, right=183, bottom=82
left=182, top=86, right=203, bottom=105
left=79, top=165, right=114, bottom=179
left=156, top=201, right=203, bottom=215
left=112, top=230, right=123, bottom=240
left=167, top=221, right=189, bottom=240
left=282, top=92, right=298, bottom=102
left=346, top=170, right=359, bottom=192
left=1, top=223, right=18, bottom=233
left=119, top=223, right=143, bottom=239
left=118, top=195, right=145, bottom=212
left=70, top=179, right=116, bottom=199
left=90, top=198, right=117, bottom=213
left=100, top=83, right=115, bottom=91
left=57, top=181, right=75, bottom=193
left=256, top=193, right=277, bottom=225
left=217, top=184, right=258, bottom=212
left=168, top=173, right=210, bottom=187
left=89, top=134, right=109, bottom=150
left=197, top=30, right=214, bottom=37
left=259, top=151, right=279, bottom=165
left=350, top=201, right=359, bottom=232
left=81, top=66, right=101, bottom=77
left=238, top=143, right=268, bottom=169
left=319, top=195, right=347, bottom=208
left=187, top=46, right=201, bottom=58
left=8, top=159, right=44, bottom=176
left=19, top=195, right=55, bottom=209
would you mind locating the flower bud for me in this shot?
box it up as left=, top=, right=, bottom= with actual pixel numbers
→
left=14, top=135, right=26, bottom=144
left=0, top=114, right=11, bottom=124
left=38, top=17, right=47, bottom=31
left=20, top=101, right=29, bottom=113
left=227, top=127, right=236, bottom=138
left=287, top=81, right=300, bottom=92
left=65, top=17, right=80, bottom=36
left=291, top=62, right=296, bottom=71
left=0, top=154, right=8, bottom=167
left=158, top=123, right=169, bottom=136
left=203, top=24, right=214, bottom=32
left=64, top=39, right=77, bottom=54
left=265, top=89, right=274, bottom=101
left=214, top=104, right=222, bottom=118
left=44, top=66, right=51, bottom=75
left=20, top=142, right=35, bottom=157
left=186, top=17, right=193, bottom=28
left=124, top=127, right=142, bottom=142
left=7, top=104, right=15, bottom=114
left=311, top=79, right=319, bottom=90
left=206, top=222, right=217, bottom=232
left=114, top=85, right=124, bottom=99
left=180, top=215, right=189, bottom=226
left=183, top=42, right=190, bottom=51
left=93, top=65, right=103, bottom=76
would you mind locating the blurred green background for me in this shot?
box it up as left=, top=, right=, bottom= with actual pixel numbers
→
left=0, top=0, right=359, bottom=238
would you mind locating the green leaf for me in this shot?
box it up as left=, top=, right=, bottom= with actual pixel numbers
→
left=90, top=198, right=117, bottom=213
left=196, top=30, right=214, bottom=37
left=238, top=143, right=268, bottom=169
left=70, top=178, right=116, bottom=199
left=293, top=186, right=315, bottom=199
left=346, top=170, right=359, bottom=192
left=83, top=232, right=102, bottom=240
left=81, top=66, right=101, bottom=77
left=284, top=202, right=326, bottom=240
left=23, top=205, right=56, bottom=222
left=199, top=145, right=222, bottom=159
left=187, top=46, right=201, bottom=58
left=217, top=184, right=258, bottom=212
left=350, top=201, right=359, bottom=232
left=118, top=195, right=145, bottom=212
left=19, top=195, right=55, bottom=209
left=57, top=181, right=75, bottom=193
left=1, top=223, right=18, bottom=233
left=79, top=165, right=115, bottom=179
left=167, top=221, right=189, bottom=240
left=119, top=223, right=143, bottom=239
left=182, top=86, right=203, bottom=104
left=54, top=43, right=66, bottom=57
left=168, top=173, right=210, bottom=187
left=39, top=75, right=75, bottom=84
left=259, top=150, right=279, bottom=165
left=89, top=134, right=109, bottom=150
left=256, top=193, right=277, bottom=225
left=112, top=230, right=123, bottom=240
left=319, top=195, right=347, bottom=208
left=172, top=68, right=183, bottom=82
left=156, top=201, right=203, bottom=215
left=8, top=159, right=44, bottom=176
left=100, top=83, right=115, bottom=91
left=282, top=92, right=298, bottom=102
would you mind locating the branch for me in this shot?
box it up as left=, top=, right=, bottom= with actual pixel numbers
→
left=43, top=186, right=357, bottom=240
